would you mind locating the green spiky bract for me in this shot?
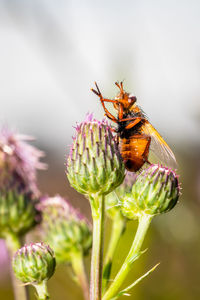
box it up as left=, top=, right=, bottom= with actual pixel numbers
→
left=121, top=164, right=180, bottom=220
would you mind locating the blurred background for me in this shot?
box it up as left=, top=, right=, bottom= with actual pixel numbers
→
left=0, top=0, right=200, bottom=299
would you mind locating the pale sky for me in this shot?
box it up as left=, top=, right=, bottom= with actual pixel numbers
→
left=0, top=0, right=199, bottom=154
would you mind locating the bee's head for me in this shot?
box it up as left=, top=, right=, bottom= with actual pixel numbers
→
left=114, top=82, right=137, bottom=110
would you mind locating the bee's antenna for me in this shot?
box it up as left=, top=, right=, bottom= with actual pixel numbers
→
left=95, top=82, right=101, bottom=95
left=115, top=81, right=124, bottom=94
left=120, top=81, right=124, bottom=92
left=115, top=81, right=120, bottom=89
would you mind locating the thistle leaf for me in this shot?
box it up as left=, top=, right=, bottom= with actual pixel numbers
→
left=110, top=263, right=160, bottom=300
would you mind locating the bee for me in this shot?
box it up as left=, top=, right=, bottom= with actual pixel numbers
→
left=91, top=81, right=177, bottom=172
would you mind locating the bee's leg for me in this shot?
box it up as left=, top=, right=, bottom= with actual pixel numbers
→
left=103, top=109, right=118, bottom=122
left=91, top=82, right=118, bottom=122
left=119, top=117, right=144, bottom=124
left=123, top=118, right=142, bottom=129
left=91, top=82, right=118, bottom=104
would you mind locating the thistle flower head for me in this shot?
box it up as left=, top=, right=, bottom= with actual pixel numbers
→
left=121, top=164, right=180, bottom=220
left=0, top=127, right=46, bottom=197
left=66, top=113, right=125, bottom=196
left=106, top=172, right=136, bottom=220
left=12, top=242, right=56, bottom=284
left=37, top=195, right=92, bottom=263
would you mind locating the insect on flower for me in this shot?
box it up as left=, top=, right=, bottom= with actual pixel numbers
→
left=91, top=82, right=177, bottom=172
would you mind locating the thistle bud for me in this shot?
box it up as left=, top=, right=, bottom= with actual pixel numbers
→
left=66, top=113, right=125, bottom=196
left=106, top=172, right=136, bottom=220
left=0, top=190, right=39, bottom=239
left=12, top=242, right=56, bottom=284
left=37, top=196, right=92, bottom=264
left=121, top=165, right=180, bottom=220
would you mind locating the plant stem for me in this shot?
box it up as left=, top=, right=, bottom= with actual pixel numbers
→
left=34, top=281, right=49, bottom=300
left=89, top=194, right=105, bottom=300
left=5, top=232, right=29, bottom=300
left=70, top=250, right=89, bottom=300
left=103, top=214, right=153, bottom=300
left=102, top=214, right=125, bottom=293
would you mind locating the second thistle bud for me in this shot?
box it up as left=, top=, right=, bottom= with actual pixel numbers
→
left=66, top=114, right=125, bottom=196
left=121, top=165, right=180, bottom=219
left=37, top=196, right=92, bottom=264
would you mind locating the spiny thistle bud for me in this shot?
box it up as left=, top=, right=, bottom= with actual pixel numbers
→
left=0, top=127, right=46, bottom=197
left=12, top=242, right=56, bottom=284
left=121, top=165, right=180, bottom=220
left=106, top=172, right=136, bottom=220
left=0, top=190, right=39, bottom=239
left=66, top=113, right=125, bottom=196
left=37, top=195, right=92, bottom=264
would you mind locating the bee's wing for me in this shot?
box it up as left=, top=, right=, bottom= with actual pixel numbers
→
left=142, top=122, right=177, bottom=168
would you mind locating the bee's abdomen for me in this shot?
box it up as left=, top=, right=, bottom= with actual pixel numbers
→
left=120, top=135, right=151, bottom=172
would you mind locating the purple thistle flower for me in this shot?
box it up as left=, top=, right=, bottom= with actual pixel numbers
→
left=0, top=127, right=47, bottom=197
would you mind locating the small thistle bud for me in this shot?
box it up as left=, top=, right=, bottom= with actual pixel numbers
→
left=106, top=172, right=136, bottom=220
left=121, top=165, right=180, bottom=219
left=37, top=196, right=92, bottom=264
left=0, top=190, right=39, bottom=239
left=12, top=242, right=56, bottom=284
left=66, top=113, right=125, bottom=196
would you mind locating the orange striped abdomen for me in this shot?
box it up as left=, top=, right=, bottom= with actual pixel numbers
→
left=120, top=135, right=151, bottom=172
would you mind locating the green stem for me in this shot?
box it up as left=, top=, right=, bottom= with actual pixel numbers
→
left=5, top=232, right=29, bottom=300
left=89, top=194, right=105, bottom=300
left=70, top=250, right=90, bottom=300
left=102, top=214, right=125, bottom=293
left=103, top=214, right=153, bottom=300
left=34, top=281, right=49, bottom=300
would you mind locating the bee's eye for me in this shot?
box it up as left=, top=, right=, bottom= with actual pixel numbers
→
left=128, top=95, right=136, bottom=103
